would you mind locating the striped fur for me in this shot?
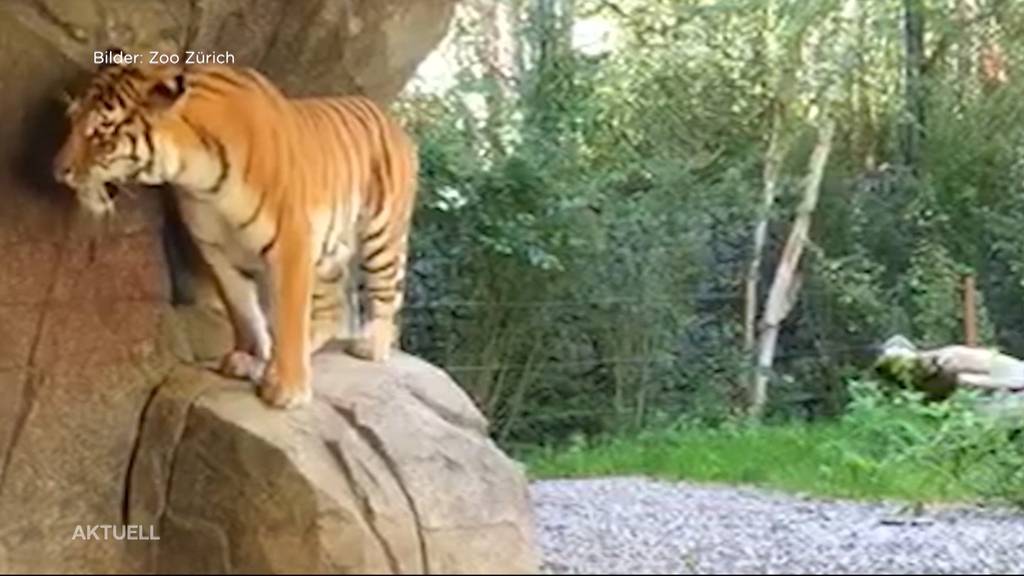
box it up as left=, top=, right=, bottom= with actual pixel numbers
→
left=53, top=52, right=419, bottom=409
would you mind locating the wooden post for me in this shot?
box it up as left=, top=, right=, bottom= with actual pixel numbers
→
left=963, top=274, right=978, bottom=347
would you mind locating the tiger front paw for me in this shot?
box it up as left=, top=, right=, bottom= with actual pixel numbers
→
left=219, top=350, right=267, bottom=382
left=258, top=362, right=313, bottom=410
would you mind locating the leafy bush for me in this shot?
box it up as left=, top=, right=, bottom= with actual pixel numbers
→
left=526, top=377, right=1024, bottom=508
left=837, top=379, right=1024, bottom=507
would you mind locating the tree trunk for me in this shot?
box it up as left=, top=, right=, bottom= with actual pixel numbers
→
left=980, top=28, right=1009, bottom=91
left=749, top=118, right=836, bottom=420
left=744, top=1, right=790, bottom=356
left=853, top=0, right=875, bottom=170
left=744, top=100, right=786, bottom=354
left=903, top=0, right=926, bottom=172
left=521, top=0, right=577, bottom=146
left=955, top=0, right=1008, bottom=97
left=474, top=0, right=519, bottom=160
left=474, top=0, right=518, bottom=97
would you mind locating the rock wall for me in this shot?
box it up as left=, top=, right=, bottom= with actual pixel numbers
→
left=0, top=1, right=540, bottom=573
left=5, top=0, right=455, bottom=101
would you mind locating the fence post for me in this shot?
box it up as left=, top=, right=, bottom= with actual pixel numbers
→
left=963, top=274, right=978, bottom=347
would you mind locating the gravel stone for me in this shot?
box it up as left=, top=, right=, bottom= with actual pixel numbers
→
left=530, top=476, right=1024, bottom=574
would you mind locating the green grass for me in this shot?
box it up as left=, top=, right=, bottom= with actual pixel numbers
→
left=522, top=421, right=980, bottom=504
left=519, top=383, right=1024, bottom=508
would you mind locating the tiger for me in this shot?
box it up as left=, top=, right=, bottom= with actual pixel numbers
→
left=53, top=48, right=420, bottom=409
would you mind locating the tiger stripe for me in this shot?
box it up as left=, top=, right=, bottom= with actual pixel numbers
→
left=53, top=52, right=419, bottom=409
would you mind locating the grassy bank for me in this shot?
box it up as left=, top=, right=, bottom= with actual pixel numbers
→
left=522, top=383, right=1024, bottom=506
left=524, top=422, right=970, bottom=502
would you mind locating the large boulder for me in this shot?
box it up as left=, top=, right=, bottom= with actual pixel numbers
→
left=0, top=1, right=541, bottom=573
left=0, top=350, right=538, bottom=573
left=143, top=353, right=536, bottom=574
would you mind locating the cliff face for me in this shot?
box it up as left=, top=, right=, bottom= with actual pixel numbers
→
left=0, top=2, right=539, bottom=573
left=6, top=0, right=455, bottom=101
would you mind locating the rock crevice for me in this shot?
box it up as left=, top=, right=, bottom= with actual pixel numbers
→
left=324, top=437, right=405, bottom=573
left=332, top=403, right=431, bottom=573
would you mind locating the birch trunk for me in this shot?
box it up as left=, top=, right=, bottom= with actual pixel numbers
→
left=744, top=1, right=789, bottom=355
left=744, top=100, right=787, bottom=354
left=749, top=118, right=836, bottom=419
left=473, top=0, right=519, bottom=159
left=475, top=0, right=518, bottom=96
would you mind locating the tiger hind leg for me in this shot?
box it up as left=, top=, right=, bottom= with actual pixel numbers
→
left=309, top=268, right=362, bottom=354
left=346, top=228, right=408, bottom=362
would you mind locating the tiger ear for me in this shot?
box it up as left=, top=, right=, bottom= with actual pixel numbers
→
left=146, top=73, right=186, bottom=111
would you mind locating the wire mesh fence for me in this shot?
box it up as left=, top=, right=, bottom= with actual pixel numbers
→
left=397, top=285, right=886, bottom=446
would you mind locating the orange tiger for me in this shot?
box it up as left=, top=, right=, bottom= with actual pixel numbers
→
left=53, top=48, right=419, bottom=409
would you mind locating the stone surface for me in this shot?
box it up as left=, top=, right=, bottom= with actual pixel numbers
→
left=130, top=352, right=538, bottom=574
left=2, top=0, right=456, bottom=103
left=0, top=13, right=178, bottom=571
left=0, top=351, right=540, bottom=574
left=0, top=1, right=539, bottom=574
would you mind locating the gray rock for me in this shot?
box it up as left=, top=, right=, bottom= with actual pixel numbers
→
left=140, top=352, right=538, bottom=574
left=1, top=350, right=540, bottom=573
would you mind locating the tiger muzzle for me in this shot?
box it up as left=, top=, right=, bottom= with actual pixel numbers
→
left=54, top=164, right=75, bottom=186
left=52, top=145, right=81, bottom=187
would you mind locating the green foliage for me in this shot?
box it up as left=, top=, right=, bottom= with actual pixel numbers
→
left=525, top=378, right=1024, bottom=507
left=839, top=380, right=1024, bottom=507
left=397, top=0, right=1024, bottom=445
left=904, top=239, right=971, bottom=346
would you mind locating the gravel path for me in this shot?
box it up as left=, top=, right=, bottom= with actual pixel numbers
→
left=531, top=477, right=1024, bottom=574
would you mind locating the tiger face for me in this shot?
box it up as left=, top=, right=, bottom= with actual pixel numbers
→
left=53, top=53, right=186, bottom=216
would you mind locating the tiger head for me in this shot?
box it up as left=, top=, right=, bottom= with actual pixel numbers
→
left=53, top=48, right=187, bottom=216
